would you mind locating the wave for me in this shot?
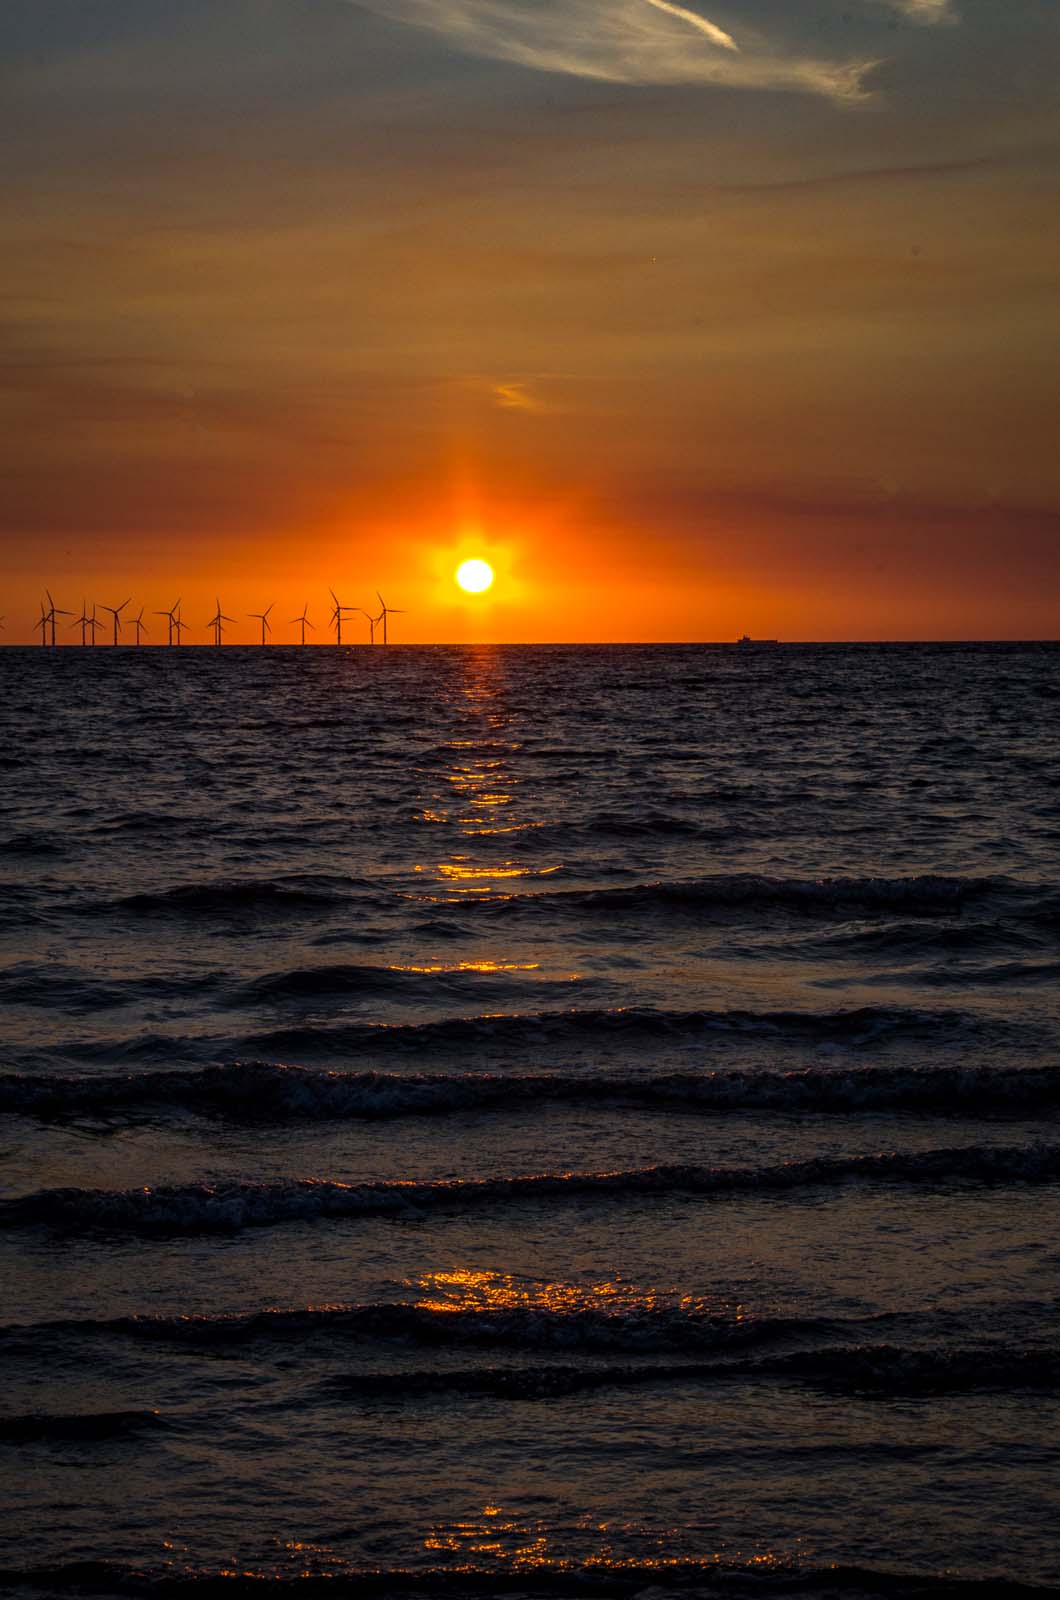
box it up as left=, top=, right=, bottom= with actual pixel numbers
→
left=242, top=1002, right=987, bottom=1060
left=557, top=807, right=736, bottom=842
left=0, top=1409, right=164, bottom=1444
left=240, top=962, right=568, bottom=1005
left=0, top=1558, right=1051, bottom=1597
left=477, top=874, right=1038, bottom=923
left=7, top=1297, right=1056, bottom=1364
left=0, top=964, right=219, bottom=1012
left=5, top=1301, right=832, bottom=1356
left=320, top=1344, right=1060, bottom=1403
left=6, top=1061, right=1060, bottom=1122
left=795, top=920, right=1047, bottom=962
left=93, top=875, right=371, bottom=915
left=0, top=830, right=68, bottom=858
left=880, top=960, right=1060, bottom=991
left=65, top=873, right=1054, bottom=932
left=91, top=810, right=199, bottom=836
left=5, top=1143, right=1057, bottom=1234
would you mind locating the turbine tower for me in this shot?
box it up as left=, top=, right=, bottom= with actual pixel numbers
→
left=70, top=601, right=93, bottom=647
left=290, top=604, right=314, bottom=645
left=328, top=588, right=355, bottom=645
left=173, top=605, right=189, bottom=645
left=99, top=598, right=130, bottom=646
left=247, top=604, right=274, bottom=645
left=36, top=604, right=50, bottom=646
left=155, top=599, right=181, bottom=646
left=131, top=607, right=148, bottom=645
left=375, top=591, right=406, bottom=645
left=208, top=599, right=236, bottom=646
left=44, top=590, right=73, bottom=646
left=357, top=607, right=378, bottom=645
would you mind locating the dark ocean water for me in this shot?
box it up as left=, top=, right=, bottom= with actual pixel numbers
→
left=2, top=642, right=1059, bottom=1599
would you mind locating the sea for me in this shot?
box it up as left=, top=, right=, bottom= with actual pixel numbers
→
left=1, top=641, right=1059, bottom=1600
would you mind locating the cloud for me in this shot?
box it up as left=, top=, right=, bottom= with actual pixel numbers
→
left=876, top=0, right=958, bottom=23
left=640, top=0, right=737, bottom=52
left=357, top=0, right=877, bottom=102
left=493, top=380, right=547, bottom=412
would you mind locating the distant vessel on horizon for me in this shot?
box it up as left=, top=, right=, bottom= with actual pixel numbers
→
left=736, top=634, right=779, bottom=646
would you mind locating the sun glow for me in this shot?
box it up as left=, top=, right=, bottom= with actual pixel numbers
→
left=456, top=558, right=495, bottom=594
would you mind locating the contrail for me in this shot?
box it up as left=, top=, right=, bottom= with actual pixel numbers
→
left=642, top=0, right=738, bottom=52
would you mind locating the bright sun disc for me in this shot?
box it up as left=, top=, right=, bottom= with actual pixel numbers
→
left=456, top=558, right=494, bottom=594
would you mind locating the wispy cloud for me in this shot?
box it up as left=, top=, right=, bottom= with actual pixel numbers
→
left=641, top=0, right=737, bottom=52
left=876, top=0, right=958, bottom=23
left=358, top=0, right=877, bottom=102
left=493, top=380, right=547, bottom=413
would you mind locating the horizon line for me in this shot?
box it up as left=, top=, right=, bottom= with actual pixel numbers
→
left=1, top=638, right=1058, bottom=649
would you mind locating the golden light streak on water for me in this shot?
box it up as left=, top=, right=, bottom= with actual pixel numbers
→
left=411, top=1268, right=737, bottom=1321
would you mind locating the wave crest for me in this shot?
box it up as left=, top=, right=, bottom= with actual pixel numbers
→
left=6, top=1061, right=1060, bottom=1121
left=5, top=1144, right=1057, bottom=1234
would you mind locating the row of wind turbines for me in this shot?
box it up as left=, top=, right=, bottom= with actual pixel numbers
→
left=30, top=590, right=405, bottom=646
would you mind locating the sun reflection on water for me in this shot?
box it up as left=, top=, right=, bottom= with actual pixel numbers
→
left=389, top=960, right=541, bottom=974
left=411, top=1268, right=736, bottom=1322
left=423, top=1503, right=789, bottom=1575
left=410, top=648, right=563, bottom=898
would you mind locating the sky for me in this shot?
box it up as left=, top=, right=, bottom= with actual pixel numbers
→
left=2, top=0, right=1059, bottom=642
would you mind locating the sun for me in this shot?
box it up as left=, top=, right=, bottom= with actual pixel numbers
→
left=456, top=558, right=495, bottom=594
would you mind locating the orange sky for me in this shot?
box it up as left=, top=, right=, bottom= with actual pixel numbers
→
left=2, top=0, right=1059, bottom=641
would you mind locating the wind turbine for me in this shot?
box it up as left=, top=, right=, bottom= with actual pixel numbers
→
left=36, top=604, right=50, bottom=646
left=208, top=599, right=236, bottom=646
left=173, top=605, right=189, bottom=645
left=45, top=590, right=73, bottom=646
left=247, top=603, right=274, bottom=645
left=357, top=607, right=378, bottom=645
left=70, top=601, right=99, bottom=646
left=290, top=604, right=314, bottom=645
left=154, top=599, right=181, bottom=646
left=99, top=598, right=130, bottom=646
left=375, top=591, right=406, bottom=645
left=131, top=607, right=148, bottom=645
left=329, top=588, right=355, bottom=645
